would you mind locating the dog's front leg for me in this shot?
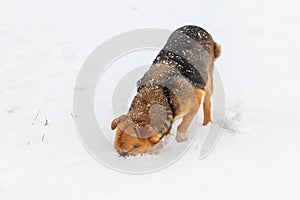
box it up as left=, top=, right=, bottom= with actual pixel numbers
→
left=175, top=108, right=198, bottom=142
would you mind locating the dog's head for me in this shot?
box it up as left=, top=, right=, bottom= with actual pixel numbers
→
left=111, top=115, right=164, bottom=157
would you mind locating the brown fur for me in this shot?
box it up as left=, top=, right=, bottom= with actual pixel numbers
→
left=214, top=42, right=222, bottom=59
left=111, top=25, right=221, bottom=156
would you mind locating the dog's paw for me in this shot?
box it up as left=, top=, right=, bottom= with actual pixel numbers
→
left=175, top=132, right=187, bottom=142
left=203, top=121, right=210, bottom=126
left=203, top=119, right=212, bottom=126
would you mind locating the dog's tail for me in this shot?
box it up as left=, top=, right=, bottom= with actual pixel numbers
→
left=213, top=42, right=221, bottom=59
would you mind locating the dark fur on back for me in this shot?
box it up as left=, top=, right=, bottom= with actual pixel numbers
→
left=138, top=25, right=217, bottom=90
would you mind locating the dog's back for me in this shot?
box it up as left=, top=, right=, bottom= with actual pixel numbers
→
left=138, top=25, right=220, bottom=91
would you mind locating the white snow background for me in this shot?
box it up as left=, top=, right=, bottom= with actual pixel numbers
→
left=1, top=0, right=300, bottom=199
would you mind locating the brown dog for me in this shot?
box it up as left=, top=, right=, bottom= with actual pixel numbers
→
left=111, top=25, right=221, bottom=157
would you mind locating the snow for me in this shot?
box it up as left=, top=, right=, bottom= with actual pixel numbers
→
left=1, top=0, right=300, bottom=199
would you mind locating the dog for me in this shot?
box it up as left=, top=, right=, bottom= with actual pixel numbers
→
left=111, top=25, right=221, bottom=157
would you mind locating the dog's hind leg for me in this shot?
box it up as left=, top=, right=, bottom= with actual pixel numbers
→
left=203, top=75, right=213, bottom=125
left=203, top=91, right=211, bottom=126
left=203, top=64, right=214, bottom=126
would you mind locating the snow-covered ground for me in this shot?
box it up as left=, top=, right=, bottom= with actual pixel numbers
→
left=1, top=0, right=300, bottom=199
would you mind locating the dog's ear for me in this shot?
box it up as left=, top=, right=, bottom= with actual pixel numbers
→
left=135, top=125, right=156, bottom=138
left=135, top=126, right=149, bottom=138
left=111, top=115, right=127, bottom=130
